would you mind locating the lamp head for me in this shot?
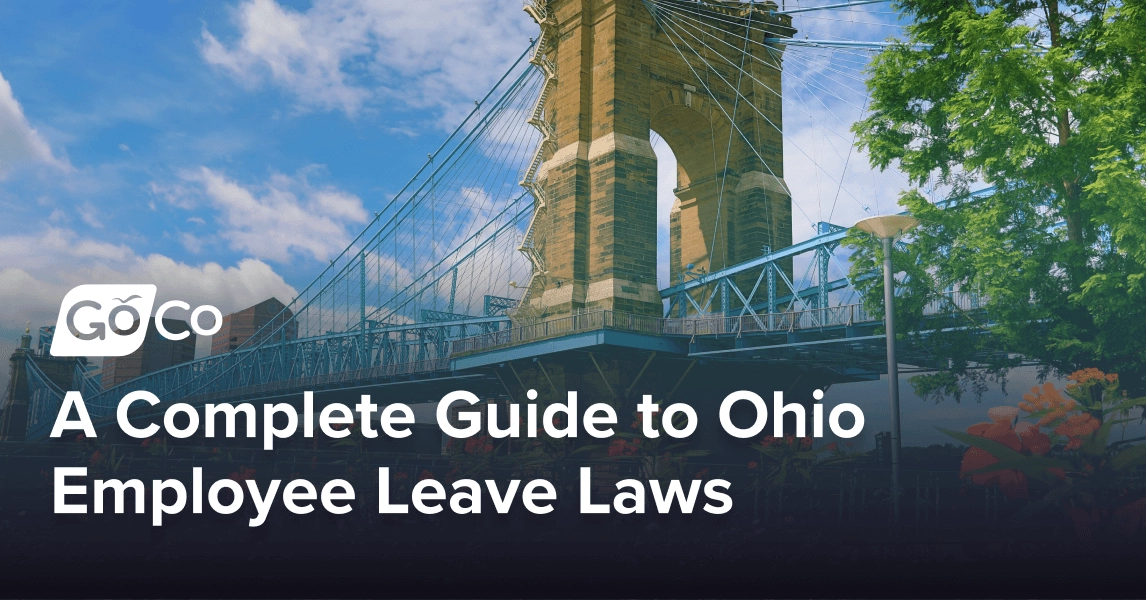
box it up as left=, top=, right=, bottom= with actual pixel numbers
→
left=855, top=214, right=920, bottom=239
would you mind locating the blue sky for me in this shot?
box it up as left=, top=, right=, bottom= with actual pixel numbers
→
left=0, top=0, right=537, bottom=350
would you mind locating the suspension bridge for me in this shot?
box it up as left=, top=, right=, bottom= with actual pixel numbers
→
left=8, top=0, right=992, bottom=442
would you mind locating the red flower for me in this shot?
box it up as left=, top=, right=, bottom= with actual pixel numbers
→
left=464, top=435, right=494, bottom=454
left=419, top=470, right=435, bottom=481
left=229, top=466, right=256, bottom=481
left=694, top=468, right=709, bottom=479
left=89, top=450, right=104, bottom=466
left=960, top=408, right=1027, bottom=499
left=393, top=471, right=409, bottom=481
left=1015, top=422, right=1051, bottom=455
left=608, top=438, right=640, bottom=457
left=747, top=461, right=758, bottom=470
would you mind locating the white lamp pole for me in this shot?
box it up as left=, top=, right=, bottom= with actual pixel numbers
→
left=855, top=214, right=919, bottom=525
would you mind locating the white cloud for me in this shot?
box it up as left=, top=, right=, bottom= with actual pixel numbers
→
left=0, top=70, right=69, bottom=176
left=0, top=226, right=299, bottom=362
left=200, top=0, right=534, bottom=123
left=172, top=167, right=369, bottom=263
left=78, top=202, right=103, bottom=229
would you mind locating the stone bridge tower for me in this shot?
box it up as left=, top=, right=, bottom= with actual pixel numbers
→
left=518, top=0, right=794, bottom=320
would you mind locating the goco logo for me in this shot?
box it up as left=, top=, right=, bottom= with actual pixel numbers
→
left=50, top=285, right=222, bottom=357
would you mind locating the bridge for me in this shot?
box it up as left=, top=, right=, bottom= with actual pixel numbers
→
left=7, top=0, right=994, bottom=441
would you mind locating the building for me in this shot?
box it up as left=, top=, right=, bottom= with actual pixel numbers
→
left=211, top=298, right=296, bottom=355
left=101, top=318, right=196, bottom=389
left=1, top=324, right=90, bottom=441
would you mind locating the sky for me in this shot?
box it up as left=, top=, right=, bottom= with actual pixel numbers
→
left=0, top=0, right=1016, bottom=434
left=0, top=0, right=538, bottom=357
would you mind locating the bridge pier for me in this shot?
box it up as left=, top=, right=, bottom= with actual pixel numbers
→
left=1, top=328, right=81, bottom=441
left=521, top=0, right=796, bottom=320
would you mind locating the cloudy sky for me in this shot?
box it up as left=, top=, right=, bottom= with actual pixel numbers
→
left=0, top=0, right=536, bottom=351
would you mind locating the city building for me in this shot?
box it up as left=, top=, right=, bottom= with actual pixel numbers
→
left=101, top=318, right=196, bottom=389
left=211, top=298, right=296, bottom=355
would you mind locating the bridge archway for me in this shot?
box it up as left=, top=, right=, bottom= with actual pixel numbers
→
left=521, top=0, right=795, bottom=319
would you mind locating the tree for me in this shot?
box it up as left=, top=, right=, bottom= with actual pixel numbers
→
left=847, top=0, right=1146, bottom=400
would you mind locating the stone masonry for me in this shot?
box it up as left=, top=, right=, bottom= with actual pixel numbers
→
left=523, top=0, right=794, bottom=318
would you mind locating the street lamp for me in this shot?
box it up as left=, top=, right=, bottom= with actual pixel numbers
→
left=855, top=214, right=919, bottom=525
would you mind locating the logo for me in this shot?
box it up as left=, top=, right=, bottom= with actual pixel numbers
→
left=51, top=285, right=222, bottom=357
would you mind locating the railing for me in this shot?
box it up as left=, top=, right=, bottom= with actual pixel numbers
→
left=451, top=291, right=985, bottom=356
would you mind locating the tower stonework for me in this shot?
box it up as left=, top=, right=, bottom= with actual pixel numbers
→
left=520, top=0, right=794, bottom=319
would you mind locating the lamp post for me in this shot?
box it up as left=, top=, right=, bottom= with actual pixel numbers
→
left=855, top=214, right=919, bottom=525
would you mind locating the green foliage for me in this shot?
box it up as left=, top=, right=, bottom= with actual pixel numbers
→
left=851, top=0, right=1146, bottom=396
left=746, top=437, right=856, bottom=497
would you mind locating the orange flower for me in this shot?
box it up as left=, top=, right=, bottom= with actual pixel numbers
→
left=1020, top=382, right=1077, bottom=426
left=1068, top=368, right=1109, bottom=384
left=1015, top=422, right=1051, bottom=456
left=1055, top=414, right=1100, bottom=450
left=961, top=410, right=1026, bottom=499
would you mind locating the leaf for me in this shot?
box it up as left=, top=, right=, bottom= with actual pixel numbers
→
left=1113, top=444, right=1146, bottom=472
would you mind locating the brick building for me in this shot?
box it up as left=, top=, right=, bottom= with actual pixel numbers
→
left=211, top=298, right=296, bottom=355
left=101, top=318, right=196, bottom=389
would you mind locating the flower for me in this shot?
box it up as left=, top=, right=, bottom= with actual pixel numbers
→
left=961, top=413, right=1026, bottom=499
left=89, top=450, right=104, bottom=466
left=801, top=437, right=813, bottom=449
left=1015, top=422, right=1051, bottom=456
left=1019, top=382, right=1077, bottom=426
left=1055, top=414, right=1100, bottom=450
left=1068, top=368, right=1115, bottom=385
left=393, top=471, right=409, bottom=481
left=747, top=461, right=758, bottom=470
left=464, top=435, right=494, bottom=454
left=694, top=468, right=710, bottom=479
left=419, top=470, right=435, bottom=481
left=229, top=466, right=257, bottom=481
left=608, top=438, right=641, bottom=457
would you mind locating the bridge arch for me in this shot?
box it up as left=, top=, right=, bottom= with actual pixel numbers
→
left=520, top=0, right=795, bottom=319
